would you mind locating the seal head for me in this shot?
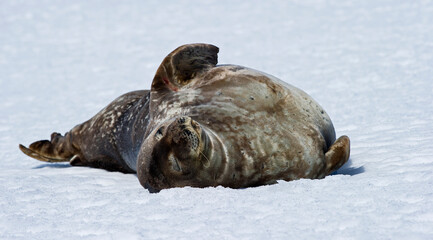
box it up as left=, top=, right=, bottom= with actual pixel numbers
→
left=138, top=116, right=214, bottom=192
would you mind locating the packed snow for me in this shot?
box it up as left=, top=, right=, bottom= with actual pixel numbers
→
left=1, top=0, right=433, bottom=239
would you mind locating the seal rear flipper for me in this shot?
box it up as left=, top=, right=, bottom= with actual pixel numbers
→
left=18, top=144, right=79, bottom=163
left=19, top=132, right=79, bottom=164
left=325, top=135, right=350, bottom=175
left=151, top=43, right=219, bottom=92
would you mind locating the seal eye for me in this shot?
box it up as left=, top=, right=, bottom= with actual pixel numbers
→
left=168, top=154, right=182, bottom=172
left=155, top=127, right=164, bottom=141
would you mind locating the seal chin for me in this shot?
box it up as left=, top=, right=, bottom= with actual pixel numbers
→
left=139, top=116, right=212, bottom=192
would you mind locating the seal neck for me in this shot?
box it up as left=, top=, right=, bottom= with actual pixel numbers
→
left=198, top=126, right=229, bottom=184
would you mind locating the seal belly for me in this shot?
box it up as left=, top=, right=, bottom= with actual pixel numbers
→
left=113, top=91, right=151, bottom=172
left=186, top=66, right=335, bottom=187
left=68, top=90, right=150, bottom=173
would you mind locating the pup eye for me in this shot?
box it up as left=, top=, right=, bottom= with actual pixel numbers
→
left=155, top=127, right=164, bottom=140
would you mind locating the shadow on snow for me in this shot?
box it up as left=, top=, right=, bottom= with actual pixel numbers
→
left=33, top=163, right=72, bottom=169
left=331, top=158, right=365, bottom=176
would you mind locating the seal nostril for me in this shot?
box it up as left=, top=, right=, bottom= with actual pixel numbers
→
left=178, top=117, right=186, bottom=124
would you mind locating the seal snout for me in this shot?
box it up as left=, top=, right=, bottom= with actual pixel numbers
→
left=171, top=117, right=201, bottom=153
left=179, top=128, right=199, bottom=151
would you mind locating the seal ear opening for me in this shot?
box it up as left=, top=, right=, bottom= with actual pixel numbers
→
left=151, top=43, right=219, bottom=92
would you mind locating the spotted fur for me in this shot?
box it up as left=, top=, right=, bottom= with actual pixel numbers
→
left=19, top=44, right=350, bottom=192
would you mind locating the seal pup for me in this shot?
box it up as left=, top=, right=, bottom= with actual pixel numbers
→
left=19, top=43, right=350, bottom=192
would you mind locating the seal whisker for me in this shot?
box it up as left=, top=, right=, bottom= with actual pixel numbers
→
left=199, top=150, right=210, bottom=168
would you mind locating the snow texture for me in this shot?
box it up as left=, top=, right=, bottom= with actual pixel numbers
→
left=1, top=0, right=433, bottom=239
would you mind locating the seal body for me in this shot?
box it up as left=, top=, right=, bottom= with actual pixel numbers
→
left=20, top=43, right=350, bottom=192
left=75, top=90, right=151, bottom=172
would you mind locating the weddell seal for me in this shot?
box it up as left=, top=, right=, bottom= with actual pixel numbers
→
left=19, top=43, right=350, bottom=192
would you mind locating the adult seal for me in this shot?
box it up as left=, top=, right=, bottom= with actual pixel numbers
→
left=19, top=43, right=350, bottom=192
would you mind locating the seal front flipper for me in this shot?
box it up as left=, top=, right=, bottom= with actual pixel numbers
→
left=151, top=43, right=219, bottom=92
left=325, top=135, right=350, bottom=175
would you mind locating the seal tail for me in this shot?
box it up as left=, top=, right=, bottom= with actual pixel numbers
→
left=325, top=135, right=350, bottom=175
left=19, top=132, right=81, bottom=165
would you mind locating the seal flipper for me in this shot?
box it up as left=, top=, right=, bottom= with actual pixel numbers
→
left=151, top=43, right=219, bottom=92
left=19, top=132, right=81, bottom=165
left=325, top=135, right=350, bottom=175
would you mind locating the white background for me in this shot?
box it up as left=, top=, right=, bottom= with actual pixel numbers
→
left=1, top=1, right=432, bottom=239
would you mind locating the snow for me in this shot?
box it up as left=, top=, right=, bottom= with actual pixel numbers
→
left=1, top=0, right=433, bottom=239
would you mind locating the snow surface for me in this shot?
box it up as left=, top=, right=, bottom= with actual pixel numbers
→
left=1, top=0, right=433, bottom=239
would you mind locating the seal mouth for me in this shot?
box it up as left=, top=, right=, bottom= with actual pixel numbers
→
left=176, top=128, right=200, bottom=151
left=174, top=117, right=213, bottom=169
left=168, top=153, right=182, bottom=172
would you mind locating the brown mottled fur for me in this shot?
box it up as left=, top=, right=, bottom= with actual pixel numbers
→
left=20, top=44, right=350, bottom=193
left=20, top=90, right=150, bottom=173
